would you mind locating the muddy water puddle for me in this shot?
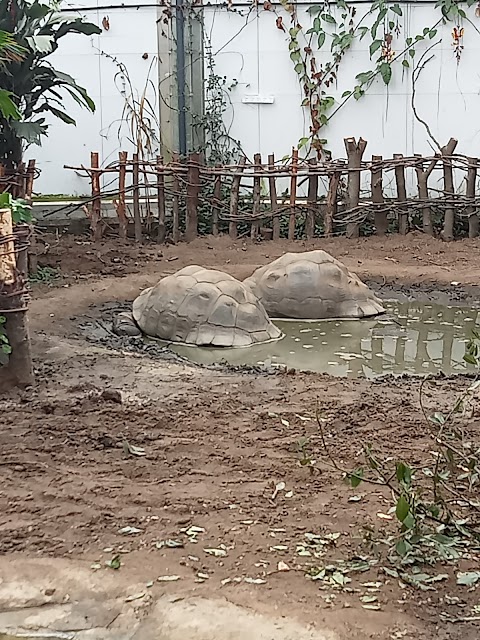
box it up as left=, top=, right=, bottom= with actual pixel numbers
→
left=170, top=301, right=480, bottom=378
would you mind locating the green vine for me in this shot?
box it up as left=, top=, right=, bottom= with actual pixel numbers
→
left=277, top=0, right=479, bottom=156
left=0, top=315, right=11, bottom=366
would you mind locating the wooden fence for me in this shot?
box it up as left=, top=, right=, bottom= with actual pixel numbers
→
left=61, top=136, right=480, bottom=242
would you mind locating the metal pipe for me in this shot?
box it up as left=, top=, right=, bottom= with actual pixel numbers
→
left=175, top=0, right=187, bottom=157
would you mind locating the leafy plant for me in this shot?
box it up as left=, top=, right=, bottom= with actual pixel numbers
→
left=28, top=265, right=59, bottom=284
left=315, top=335, right=480, bottom=569
left=0, top=0, right=101, bottom=169
left=0, top=192, right=32, bottom=223
left=0, top=315, right=11, bottom=366
left=0, top=30, right=26, bottom=120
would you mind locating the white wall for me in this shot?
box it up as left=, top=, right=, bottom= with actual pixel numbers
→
left=33, top=0, right=159, bottom=195
left=204, top=1, right=480, bottom=195
left=33, top=1, right=480, bottom=196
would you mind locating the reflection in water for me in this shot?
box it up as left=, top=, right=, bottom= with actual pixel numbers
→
left=169, top=302, right=480, bottom=379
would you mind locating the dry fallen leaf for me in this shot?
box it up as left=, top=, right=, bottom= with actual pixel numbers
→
left=157, top=575, right=180, bottom=582
left=277, top=561, right=290, bottom=572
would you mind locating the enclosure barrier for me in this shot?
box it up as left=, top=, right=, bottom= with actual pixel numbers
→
left=60, top=136, right=479, bottom=243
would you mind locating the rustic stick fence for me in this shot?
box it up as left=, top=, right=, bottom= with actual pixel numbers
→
left=63, top=136, right=480, bottom=242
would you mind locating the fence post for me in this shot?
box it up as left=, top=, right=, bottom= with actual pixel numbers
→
left=212, top=167, right=221, bottom=236
left=441, top=137, right=458, bottom=241
left=117, top=151, right=128, bottom=240
left=0, top=207, right=33, bottom=389
left=371, top=154, right=386, bottom=235
left=344, top=137, right=367, bottom=239
left=414, top=154, right=438, bottom=236
left=185, top=152, right=200, bottom=242
left=132, top=153, right=142, bottom=243
left=251, top=153, right=262, bottom=239
left=172, top=153, right=180, bottom=243
left=394, top=154, right=408, bottom=235
left=229, top=156, right=246, bottom=239
left=268, top=154, right=279, bottom=240
left=156, top=155, right=166, bottom=243
left=90, top=152, right=102, bottom=241
left=325, top=171, right=340, bottom=237
left=288, top=148, right=298, bottom=240
left=306, top=158, right=317, bottom=239
left=467, top=157, right=478, bottom=238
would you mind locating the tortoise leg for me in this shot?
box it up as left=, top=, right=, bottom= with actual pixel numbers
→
left=113, top=311, right=142, bottom=337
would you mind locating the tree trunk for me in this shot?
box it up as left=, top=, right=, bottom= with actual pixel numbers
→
left=441, top=137, right=458, bottom=241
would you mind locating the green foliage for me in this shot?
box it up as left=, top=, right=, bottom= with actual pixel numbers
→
left=0, top=30, right=26, bottom=120
left=0, top=0, right=101, bottom=169
left=283, top=0, right=470, bottom=153
left=0, top=315, right=11, bottom=366
left=0, top=192, right=33, bottom=223
left=29, top=265, right=59, bottom=284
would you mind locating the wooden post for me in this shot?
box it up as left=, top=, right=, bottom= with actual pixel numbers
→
left=90, top=152, right=102, bottom=241
left=268, top=154, right=279, bottom=240
left=229, top=156, right=246, bottom=239
left=0, top=207, right=34, bottom=389
left=25, top=159, right=37, bottom=275
left=172, top=153, right=180, bottom=243
left=212, top=168, right=221, bottom=236
left=251, top=153, right=262, bottom=239
left=156, top=155, right=166, bottom=243
left=344, top=137, right=367, bottom=238
left=325, top=171, right=340, bottom=237
left=117, top=151, right=128, bottom=240
left=288, top=148, right=299, bottom=240
left=415, top=154, right=438, bottom=236
left=467, top=157, right=478, bottom=238
left=441, top=137, right=458, bottom=241
left=132, top=153, right=142, bottom=243
left=185, top=152, right=200, bottom=242
left=371, top=154, right=386, bottom=236
left=394, top=153, right=408, bottom=235
left=306, top=158, right=318, bottom=239
left=16, top=162, right=25, bottom=199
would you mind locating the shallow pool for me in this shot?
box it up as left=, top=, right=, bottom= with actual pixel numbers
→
left=169, top=301, right=480, bottom=378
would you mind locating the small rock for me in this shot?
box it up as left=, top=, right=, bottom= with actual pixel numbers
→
left=100, top=389, right=122, bottom=404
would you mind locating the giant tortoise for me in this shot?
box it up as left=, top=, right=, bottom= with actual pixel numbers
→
left=114, top=266, right=281, bottom=347
left=243, top=250, right=385, bottom=319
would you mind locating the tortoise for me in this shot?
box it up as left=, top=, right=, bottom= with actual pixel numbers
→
left=113, top=265, right=282, bottom=347
left=243, top=250, right=385, bottom=319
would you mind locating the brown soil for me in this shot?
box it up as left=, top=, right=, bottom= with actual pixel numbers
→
left=2, top=234, right=480, bottom=639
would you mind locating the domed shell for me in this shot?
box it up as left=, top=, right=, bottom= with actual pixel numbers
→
left=243, top=250, right=385, bottom=319
left=132, top=266, right=282, bottom=347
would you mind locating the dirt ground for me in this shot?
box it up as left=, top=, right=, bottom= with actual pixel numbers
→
left=1, top=234, right=480, bottom=639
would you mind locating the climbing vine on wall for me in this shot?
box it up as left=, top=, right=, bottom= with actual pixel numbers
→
left=270, top=0, right=480, bottom=157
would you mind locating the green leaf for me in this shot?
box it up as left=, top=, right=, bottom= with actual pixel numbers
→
left=348, top=468, right=364, bottom=488
left=358, top=26, right=369, bottom=40
left=464, top=353, right=477, bottom=366
left=391, top=4, right=402, bottom=15
left=409, top=48, right=416, bottom=58
left=396, top=462, right=412, bottom=486
left=396, top=539, right=408, bottom=557
left=298, top=137, right=310, bottom=148
left=0, top=89, right=21, bottom=120
left=341, top=90, right=351, bottom=98
left=10, top=120, right=48, bottom=145
left=369, top=40, right=382, bottom=57
left=317, top=31, right=326, bottom=48
left=307, top=5, right=323, bottom=14
left=321, top=13, right=337, bottom=24
left=395, top=495, right=409, bottom=522
left=42, top=106, right=76, bottom=125
left=402, top=513, right=415, bottom=530
left=313, top=17, right=321, bottom=33
left=429, top=412, right=445, bottom=426
left=402, top=59, right=409, bottom=68
left=356, top=71, right=374, bottom=85
left=379, top=62, right=392, bottom=85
